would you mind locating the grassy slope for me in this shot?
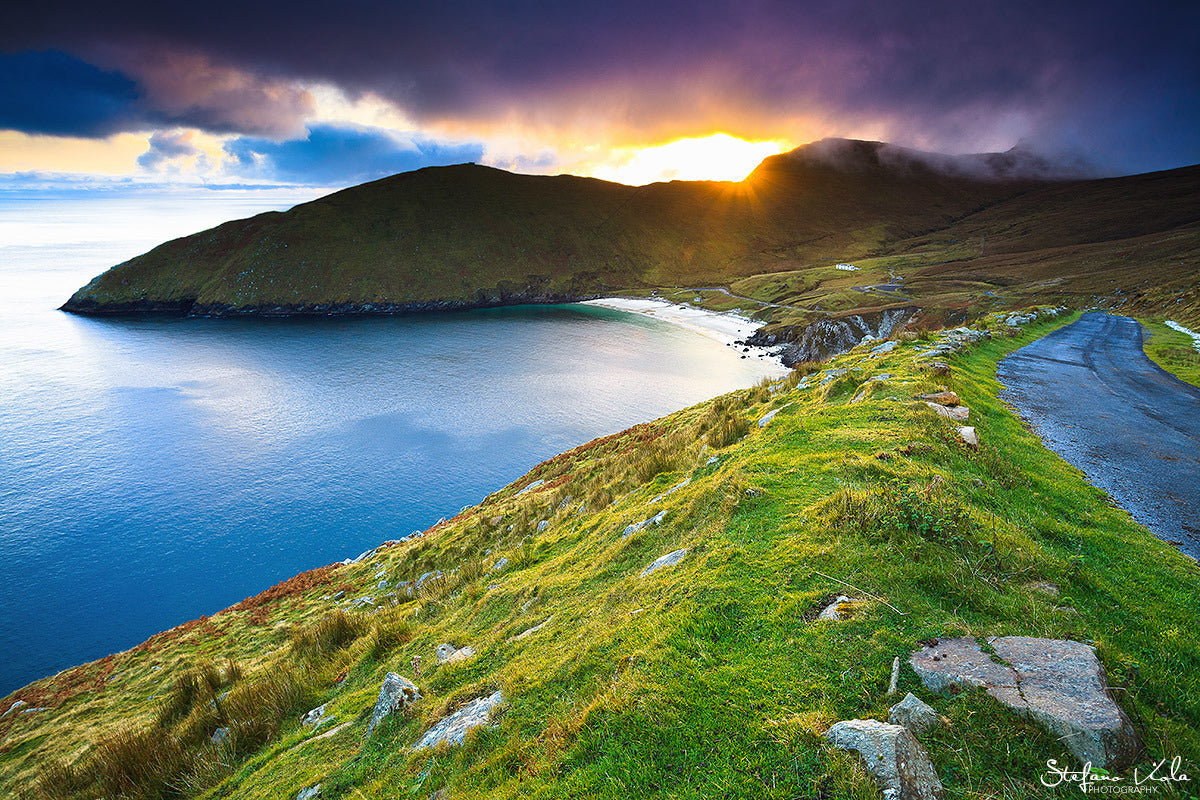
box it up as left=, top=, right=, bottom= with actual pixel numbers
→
left=1141, top=319, right=1200, bottom=389
left=5, top=311, right=1198, bottom=799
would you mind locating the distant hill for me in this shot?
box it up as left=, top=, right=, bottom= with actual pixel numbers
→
left=61, top=138, right=1200, bottom=329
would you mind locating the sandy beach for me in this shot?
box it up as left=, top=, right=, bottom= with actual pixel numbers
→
left=579, top=297, right=789, bottom=375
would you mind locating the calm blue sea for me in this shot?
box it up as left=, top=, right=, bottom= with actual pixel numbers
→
left=0, top=191, right=775, bottom=695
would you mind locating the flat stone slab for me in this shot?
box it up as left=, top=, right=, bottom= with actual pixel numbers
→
left=825, top=719, right=944, bottom=800
left=413, top=690, right=503, bottom=751
left=910, top=637, right=1141, bottom=770
left=926, top=402, right=969, bottom=421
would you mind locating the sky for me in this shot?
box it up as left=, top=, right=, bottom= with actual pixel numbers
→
left=2, top=1, right=1198, bottom=191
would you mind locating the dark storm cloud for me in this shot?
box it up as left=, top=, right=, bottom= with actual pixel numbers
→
left=3, top=1, right=1198, bottom=172
left=222, top=124, right=484, bottom=185
left=0, top=50, right=143, bottom=136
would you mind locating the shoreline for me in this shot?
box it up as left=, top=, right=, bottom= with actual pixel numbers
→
left=578, top=296, right=789, bottom=375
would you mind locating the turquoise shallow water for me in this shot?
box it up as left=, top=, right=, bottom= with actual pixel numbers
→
left=0, top=192, right=775, bottom=694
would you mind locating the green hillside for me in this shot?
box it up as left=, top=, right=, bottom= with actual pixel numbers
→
left=4, top=311, right=1198, bottom=799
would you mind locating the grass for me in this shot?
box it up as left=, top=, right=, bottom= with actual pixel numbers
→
left=1141, top=318, right=1200, bottom=388
left=4, top=307, right=1198, bottom=799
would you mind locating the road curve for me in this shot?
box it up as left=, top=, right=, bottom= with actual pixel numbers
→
left=998, top=312, right=1200, bottom=560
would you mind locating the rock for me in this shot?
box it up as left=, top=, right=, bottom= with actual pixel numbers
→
left=296, top=784, right=322, bottom=800
left=537, top=520, right=549, bottom=532
left=509, top=617, right=552, bottom=642
left=758, top=403, right=794, bottom=427
left=958, top=426, right=979, bottom=448
left=1029, top=581, right=1060, bottom=597
left=331, top=590, right=345, bottom=601
left=365, top=672, right=422, bottom=739
left=623, top=510, right=668, bottom=538
left=2, top=700, right=27, bottom=717
left=917, top=391, right=960, bottom=406
left=491, top=557, right=509, bottom=572
left=414, top=571, right=443, bottom=591
left=515, top=479, right=544, bottom=496
left=412, top=690, right=503, bottom=751
left=888, top=656, right=901, bottom=695
left=301, top=703, right=329, bottom=729
left=436, top=644, right=477, bottom=665
left=926, top=402, right=969, bottom=421
left=650, top=478, right=691, bottom=503
left=910, top=637, right=1141, bottom=770
left=824, top=719, right=944, bottom=800
left=889, top=693, right=945, bottom=736
left=927, top=361, right=951, bottom=375
left=211, top=727, right=230, bottom=745
left=640, top=548, right=688, bottom=577
left=816, top=595, right=868, bottom=621
left=872, top=340, right=900, bottom=356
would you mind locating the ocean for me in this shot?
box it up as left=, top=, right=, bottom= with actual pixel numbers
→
left=0, top=190, right=777, bottom=695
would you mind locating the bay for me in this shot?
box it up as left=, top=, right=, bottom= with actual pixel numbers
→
left=0, top=191, right=777, bottom=694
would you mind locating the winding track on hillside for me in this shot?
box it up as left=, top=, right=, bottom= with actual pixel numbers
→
left=998, top=312, right=1200, bottom=559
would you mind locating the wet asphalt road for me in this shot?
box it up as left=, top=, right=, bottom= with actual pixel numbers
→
left=998, top=312, right=1200, bottom=560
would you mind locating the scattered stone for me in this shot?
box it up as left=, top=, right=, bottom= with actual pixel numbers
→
left=871, top=340, right=900, bottom=356
left=816, top=595, right=868, bottom=621
left=516, top=479, right=544, bottom=496
left=429, top=789, right=449, bottom=800
left=414, top=571, right=443, bottom=591
left=301, top=703, right=330, bottom=729
left=537, top=520, right=549, bottom=532
left=412, top=690, right=504, bottom=751
left=926, top=402, right=969, bottom=422
left=957, top=426, right=979, bottom=448
left=910, top=637, right=1141, bottom=770
left=758, top=403, right=794, bottom=427
left=650, top=478, right=691, bottom=503
left=824, top=719, right=944, bottom=800
left=2, top=700, right=27, bottom=717
left=509, top=617, right=552, bottom=642
left=491, top=557, right=509, bottom=572
left=623, top=510, right=668, bottom=538
left=211, top=727, right=230, bottom=746
left=20, top=707, right=49, bottom=714
left=365, top=672, right=422, bottom=739
left=640, top=548, right=688, bottom=577
left=351, top=596, right=376, bottom=609
left=706, top=456, right=719, bottom=465
left=889, top=693, right=946, bottom=736
left=296, top=784, right=322, bottom=800
left=888, top=656, right=901, bottom=696
left=331, top=590, right=345, bottom=601
left=917, top=391, right=960, bottom=406
left=377, top=579, right=389, bottom=590
left=871, top=373, right=893, bottom=382
left=436, top=644, right=477, bottom=665
left=927, top=361, right=951, bottom=375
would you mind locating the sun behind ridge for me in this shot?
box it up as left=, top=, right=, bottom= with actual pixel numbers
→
left=591, top=133, right=789, bottom=185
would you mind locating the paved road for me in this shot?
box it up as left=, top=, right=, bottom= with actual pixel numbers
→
left=998, top=312, right=1200, bottom=560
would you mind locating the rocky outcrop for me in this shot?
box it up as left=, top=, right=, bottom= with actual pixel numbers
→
left=824, top=719, right=945, bottom=800
left=745, top=307, right=915, bottom=367
left=365, top=672, right=422, bottom=739
left=910, top=637, right=1141, bottom=770
left=412, top=690, right=503, bottom=751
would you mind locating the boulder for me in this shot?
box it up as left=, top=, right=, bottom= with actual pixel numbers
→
left=889, top=693, right=945, bottom=736
left=926, top=402, right=969, bottom=422
left=816, top=595, right=868, bottom=621
left=491, top=557, right=509, bottom=572
left=296, top=784, right=322, bottom=800
left=365, top=672, right=422, bottom=739
left=640, top=548, right=688, bottom=577
left=210, top=727, right=230, bottom=746
left=436, top=644, right=477, bottom=665
left=412, top=690, right=503, bottom=751
left=824, top=719, right=944, bottom=800
left=910, top=637, right=1141, bottom=770
left=957, top=426, right=979, bottom=448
